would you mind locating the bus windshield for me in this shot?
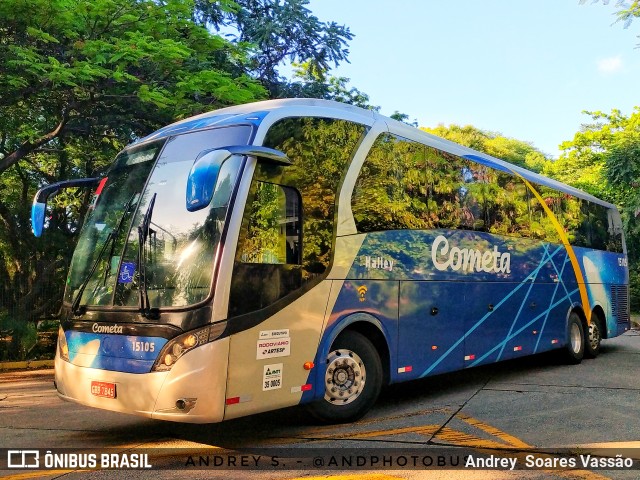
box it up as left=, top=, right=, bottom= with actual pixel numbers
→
left=65, top=125, right=251, bottom=310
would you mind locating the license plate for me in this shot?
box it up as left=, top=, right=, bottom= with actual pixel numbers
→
left=91, top=381, right=116, bottom=399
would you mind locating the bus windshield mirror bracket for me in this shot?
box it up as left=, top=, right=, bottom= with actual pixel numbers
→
left=186, top=145, right=290, bottom=212
left=31, top=177, right=100, bottom=237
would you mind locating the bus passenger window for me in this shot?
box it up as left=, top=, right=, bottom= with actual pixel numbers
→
left=238, top=182, right=301, bottom=265
left=229, top=116, right=366, bottom=318
left=352, top=134, right=429, bottom=232
left=229, top=182, right=302, bottom=317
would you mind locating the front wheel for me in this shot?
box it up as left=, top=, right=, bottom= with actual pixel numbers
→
left=585, top=314, right=602, bottom=359
left=307, top=330, right=383, bottom=424
left=561, top=312, right=585, bottom=364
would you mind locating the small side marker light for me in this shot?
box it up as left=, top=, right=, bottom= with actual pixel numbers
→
left=304, top=362, right=315, bottom=370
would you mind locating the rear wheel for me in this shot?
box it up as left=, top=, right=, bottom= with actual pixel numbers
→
left=585, top=314, right=602, bottom=359
left=561, top=312, right=585, bottom=364
left=307, top=330, right=383, bottom=424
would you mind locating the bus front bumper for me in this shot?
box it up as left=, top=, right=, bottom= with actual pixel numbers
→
left=54, top=339, right=229, bottom=424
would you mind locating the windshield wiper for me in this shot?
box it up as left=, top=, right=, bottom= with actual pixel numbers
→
left=102, top=193, right=138, bottom=286
left=138, top=193, right=158, bottom=319
left=71, top=230, right=114, bottom=316
left=71, top=193, right=139, bottom=316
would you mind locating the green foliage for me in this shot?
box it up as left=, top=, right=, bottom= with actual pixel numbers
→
left=0, top=0, right=266, bottom=334
left=195, top=0, right=354, bottom=97
left=630, top=268, right=640, bottom=312
left=549, top=107, right=640, bottom=308
left=0, top=309, right=37, bottom=361
left=0, top=0, right=359, bottom=343
left=579, top=0, right=640, bottom=45
left=0, top=0, right=265, bottom=173
left=421, top=124, right=550, bottom=173
left=283, top=62, right=374, bottom=108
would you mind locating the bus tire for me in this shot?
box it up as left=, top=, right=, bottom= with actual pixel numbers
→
left=307, top=330, right=383, bottom=424
left=562, top=312, right=585, bottom=364
left=585, top=314, right=602, bottom=358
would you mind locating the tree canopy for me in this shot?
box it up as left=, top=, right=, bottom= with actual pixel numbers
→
left=580, top=0, right=640, bottom=46
left=194, top=0, right=354, bottom=97
left=421, top=124, right=549, bottom=173
left=0, top=0, right=359, bottom=359
left=0, top=0, right=265, bottom=175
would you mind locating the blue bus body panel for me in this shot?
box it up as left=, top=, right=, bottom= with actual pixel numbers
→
left=65, top=331, right=168, bottom=374
left=318, top=229, right=627, bottom=391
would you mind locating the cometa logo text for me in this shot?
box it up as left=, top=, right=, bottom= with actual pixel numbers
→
left=92, top=323, right=124, bottom=334
left=431, top=235, right=511, bottom=274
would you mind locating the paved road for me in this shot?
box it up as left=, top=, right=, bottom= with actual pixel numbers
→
left=1, top=332, right=640, bottom=479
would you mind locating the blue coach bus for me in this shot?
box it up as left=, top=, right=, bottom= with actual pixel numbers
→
left=32, top=99, right=630, bottom=423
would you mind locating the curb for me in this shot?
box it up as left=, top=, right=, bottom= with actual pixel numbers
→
left=0, top=359, right=54, bottom=372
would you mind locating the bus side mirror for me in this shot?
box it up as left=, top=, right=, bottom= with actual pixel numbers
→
left=186, top=145, right=291, bottom=212
left=186, top=150, right=230, bottom=213
left=31, top=177, right=101, bottom=237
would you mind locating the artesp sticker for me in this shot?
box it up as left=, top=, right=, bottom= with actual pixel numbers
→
left=256, top=338, right=290, bottom=359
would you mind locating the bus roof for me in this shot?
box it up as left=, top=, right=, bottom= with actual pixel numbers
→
left=138, top=98, right=615, bottom=209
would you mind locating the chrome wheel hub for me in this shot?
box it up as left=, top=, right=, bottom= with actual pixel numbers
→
left=324, top=348, right=366, bottom=405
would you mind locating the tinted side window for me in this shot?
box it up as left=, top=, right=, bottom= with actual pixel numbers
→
left=231, top=182, right=302, bottom=314
left=608, top=208, right=624, bottom=253
left=484, top=169, right=531, bottom=238
left=425, top=146, right=466, bottom=230
left=352, top=139, right=532, bottom=238
left=238, top=182, right=301, bottom=265
left=352, top=134, right=429, bottom=232
left=528, top=182, right=562, bottom=244
left=351, top=137, right=621, bottom=252
left=589, top=203, right=623, bottom=253
left=458, top=162, right=485, bottom=231
left=228, top=117, right=367, bottom=317
left=525, top=184, right=621, bottom=252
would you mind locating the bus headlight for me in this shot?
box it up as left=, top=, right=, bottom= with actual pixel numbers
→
left=58, top=326, right=70, bottom=362
left=152, top=322, right=226, bottom=372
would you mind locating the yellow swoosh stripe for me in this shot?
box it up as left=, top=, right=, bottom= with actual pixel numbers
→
left=517, top=175, right=592, bottom=324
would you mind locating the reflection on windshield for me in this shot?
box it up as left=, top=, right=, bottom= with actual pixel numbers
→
left=65, top=144, right=161, bottom=306
left=65, top=126, right=251, bottom=308
left=115, top=154, right=244, bottom=309
left=65, top=125, right=251, bottom=310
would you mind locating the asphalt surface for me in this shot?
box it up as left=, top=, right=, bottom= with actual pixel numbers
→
left=1, top=331, right=640, bottom=479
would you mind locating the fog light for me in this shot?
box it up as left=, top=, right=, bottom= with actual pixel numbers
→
left=175, top=398, right=197, bottom=413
